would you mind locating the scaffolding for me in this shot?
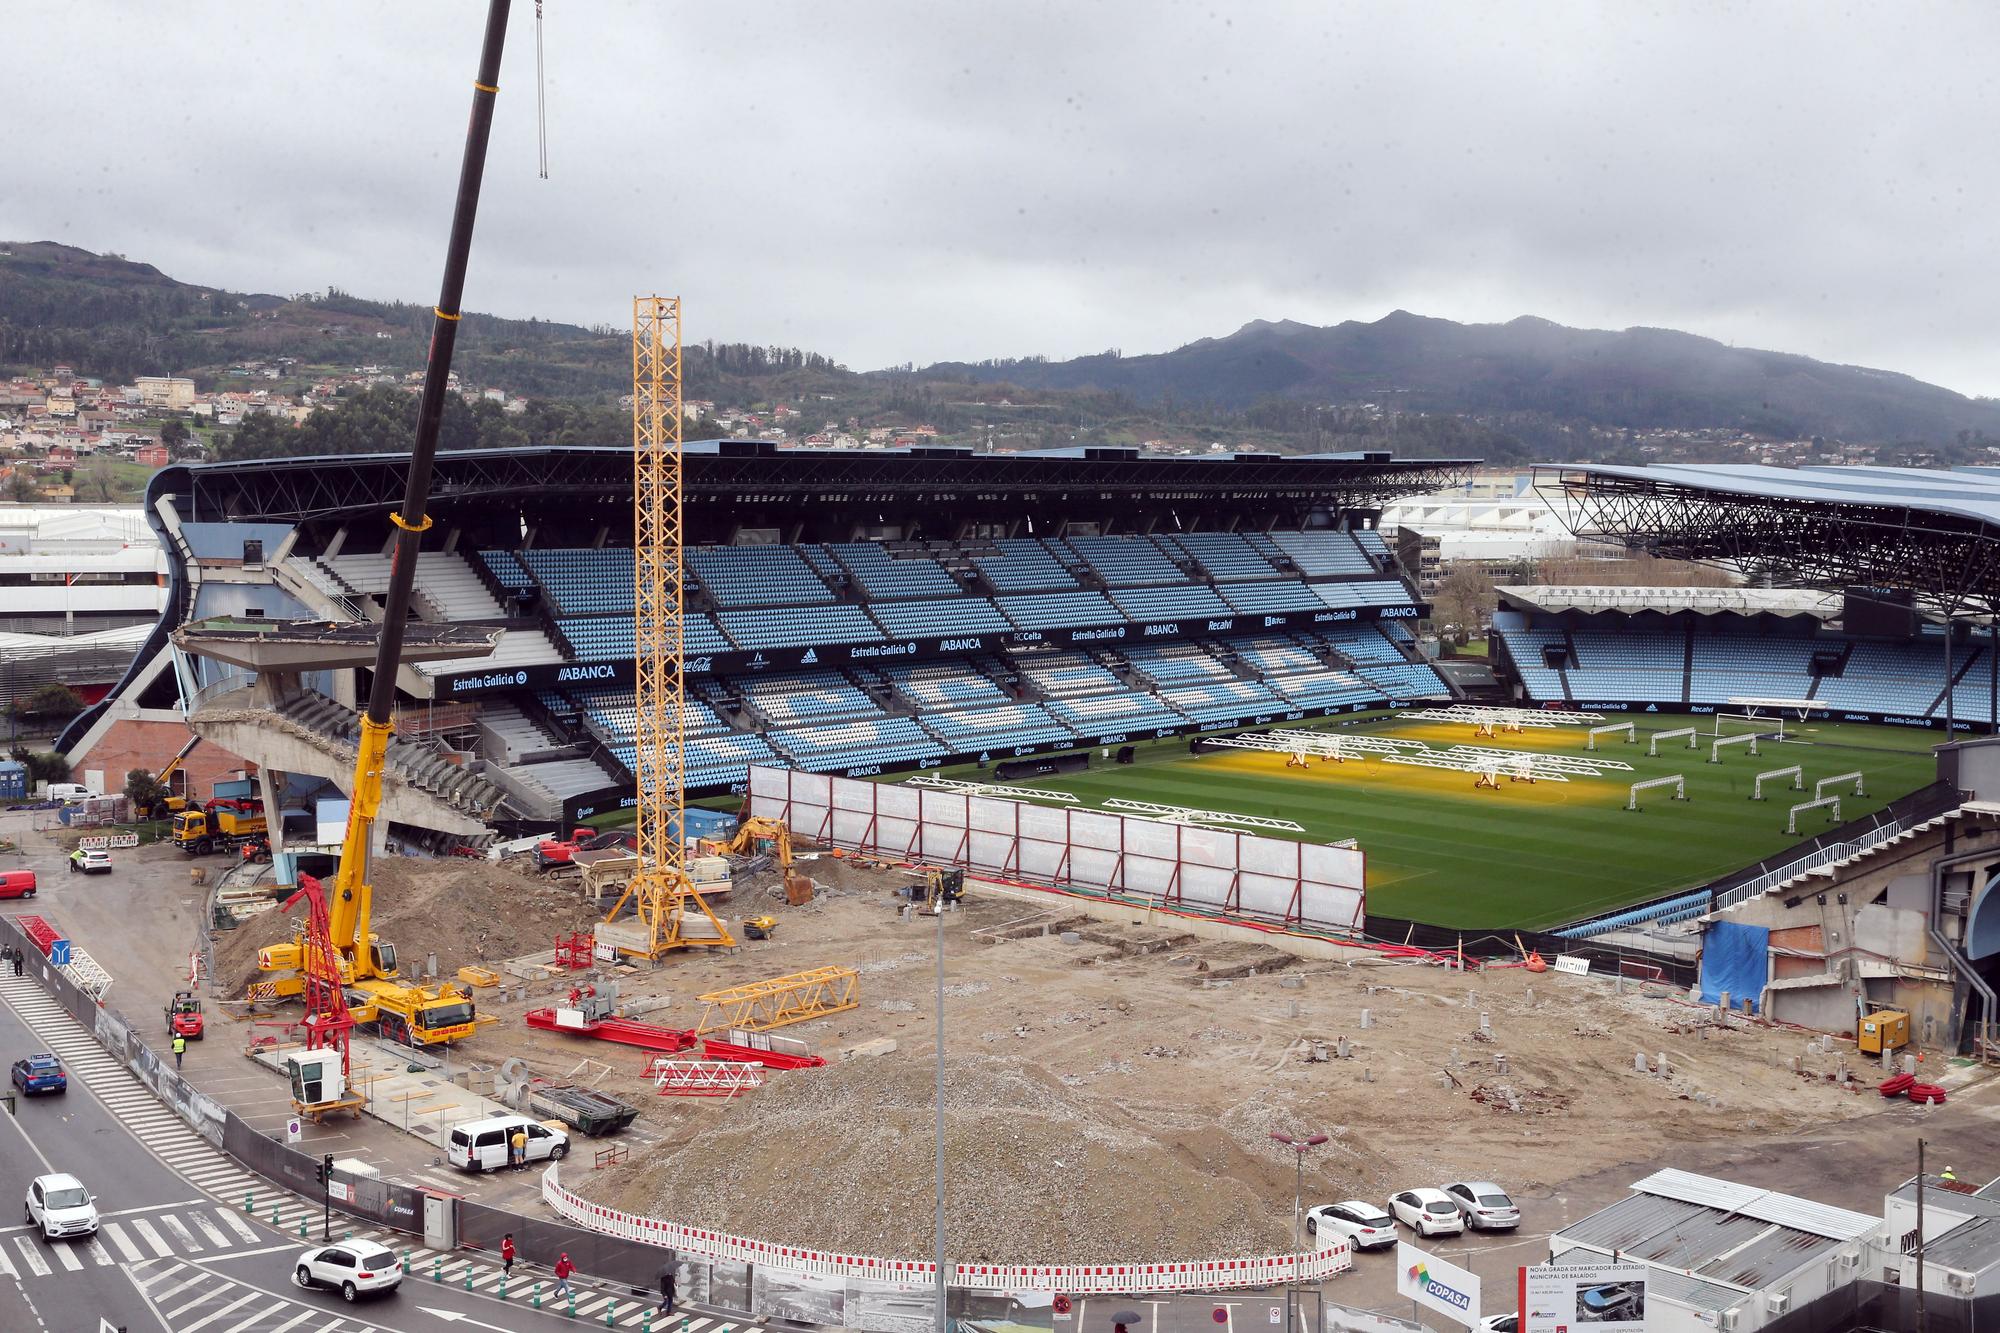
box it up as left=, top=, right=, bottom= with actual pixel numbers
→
left=696, top=966, right=861, bottom=1035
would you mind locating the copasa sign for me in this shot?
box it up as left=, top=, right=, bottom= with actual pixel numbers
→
left=1397, top=1242, right=1480, bottom=1326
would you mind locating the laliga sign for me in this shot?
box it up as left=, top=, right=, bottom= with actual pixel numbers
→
left=1397, top=1242, right=1481, bottom=1326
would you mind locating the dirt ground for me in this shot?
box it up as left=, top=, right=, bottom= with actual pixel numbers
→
left=358, top=850, right=1887, bottom=1266
left=210, top=853, right=601, bottom=993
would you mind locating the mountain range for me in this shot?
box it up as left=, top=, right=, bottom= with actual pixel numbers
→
left=7, top=240, right=2000, bottom=447
left=925, top=312, right=2000, bottom=443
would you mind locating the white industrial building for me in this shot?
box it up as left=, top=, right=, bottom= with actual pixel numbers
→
left=1551, top=1169, right=1882, bottom=1332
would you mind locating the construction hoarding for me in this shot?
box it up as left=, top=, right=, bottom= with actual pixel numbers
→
left=747, top=765, right=1365, bottom=933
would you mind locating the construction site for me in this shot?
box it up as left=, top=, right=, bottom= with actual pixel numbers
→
left=150, top=830, right=1882, bottom=1264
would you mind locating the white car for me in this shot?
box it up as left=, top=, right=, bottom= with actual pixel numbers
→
left=1479, top=1316, right=1518, bottom=1333
left=25, top=1172, right=98, bottom=1240
left=294, top=1240, right=403, bottom=1302
left=1389, top=1187, right=1466, bottom=1237
left=1304, top=1200, right=1399, bottom=1250
left=1443, top=1180, right=1521, bottom=1231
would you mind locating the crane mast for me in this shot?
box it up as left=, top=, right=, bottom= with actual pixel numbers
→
left=603, top=298, right=734, bottom=955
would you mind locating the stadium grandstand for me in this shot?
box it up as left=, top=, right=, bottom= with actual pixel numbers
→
left=60, top=441, right=1464, bottom=844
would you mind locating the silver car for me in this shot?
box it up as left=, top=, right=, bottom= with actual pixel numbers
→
left=1443, top=1179, right=1521, bottom=1230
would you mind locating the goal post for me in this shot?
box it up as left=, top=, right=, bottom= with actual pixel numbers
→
left=1787, top=795, right=1842, bottom=835
left=1708, top=732, right=1764, bottom=764
left=1627, top=774, right=1689, bottom=811
left=1647, top=727, right=1698, bottom=756
left=1587, top=722, right=1636, bottom=751
left=1815, top=771, right=1866, bottom=800
left=1751, top=766, right=1804, bottom=801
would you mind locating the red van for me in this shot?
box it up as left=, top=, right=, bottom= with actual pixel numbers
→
left=0, top=871, right=38, bottom=899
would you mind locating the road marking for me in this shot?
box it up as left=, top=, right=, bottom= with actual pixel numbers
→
left=161, top=1211, right=205, bottom=1250
left=11, top=1235, right=51, bottom=1277
left=217, top=1242, right=304, bottom=1259
left=182, top=1290, right=262, bottom=1331
left=83, top=1236, right=115, bottom=1266
left=102, top=1221, right=144, bottom=1262
left=191, top=1209, right=232, bottom=1247
left=221, top=1301, right=295, bottom=1333
left=265, top=1311, right=319, bottom=1333
left=0, top=1242, right=14, bottom=1279
left=219, top=1208, right=262, bottom=1245
left=167, top=1277, right=241, bottom=1318
left=132, top=1216, right=175, bottom=1257
left=154, top=1270, right=216, bottom=1306
left=135, top=1259, right=188, bottom=1289
left=52, top=1240, right=83, bottom=1271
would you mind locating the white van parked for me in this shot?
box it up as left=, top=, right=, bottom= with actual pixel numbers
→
left=45, top=784, right=98, bottom=804
left=445, top=1115, right=569, bottom=1172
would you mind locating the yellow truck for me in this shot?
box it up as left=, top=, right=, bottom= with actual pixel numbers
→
left=171, top=800, right=268, bottom=856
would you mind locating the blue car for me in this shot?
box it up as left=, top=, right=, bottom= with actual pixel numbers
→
left=11, top=1053, right=67, bottom=1096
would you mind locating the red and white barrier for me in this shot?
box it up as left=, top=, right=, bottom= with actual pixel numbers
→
left=541, top=1167, right=1351, bottom=1292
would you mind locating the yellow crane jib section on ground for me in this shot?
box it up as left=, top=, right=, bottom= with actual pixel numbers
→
left=696, top=966, right=860, bottom=1035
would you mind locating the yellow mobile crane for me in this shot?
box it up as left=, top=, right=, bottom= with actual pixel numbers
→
left=254, top=0, right=512, bottom=1046
left=597, top=298, right=735, bottom=958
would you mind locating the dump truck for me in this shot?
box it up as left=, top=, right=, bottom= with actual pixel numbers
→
left=171, top=799, right=268, bottom=856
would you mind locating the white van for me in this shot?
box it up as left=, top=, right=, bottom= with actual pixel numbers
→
left=445, top=1115, right=569, bottom=1172
left=45, top=784, right=98, bottom=804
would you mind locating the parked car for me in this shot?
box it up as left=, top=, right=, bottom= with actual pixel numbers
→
left=1479, top=1316, right=1518, bottom=1333
left=1442, top=1180, right=1521, bottom=1231
left=68, top=848, right=111, bottom=874
left=1304, top=1200, right=1399, bottom=1250
left=24, top=1172, right=97, bottom=1239
left=445, top=1114, right=569, bottom=1172
left=1389, top=1187, right=1466, bottom=1237
left=10, top=1053, right=66, bottom=1096
left=293, top=1240, right=403, bottom=1302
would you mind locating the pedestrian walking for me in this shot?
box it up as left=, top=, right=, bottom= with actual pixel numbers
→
left=10, top=946, right=20, bottom=977
left=510, top=1127, right=527, bottom=1167
left=171, top=1031, right=187, bottom=1071
left=500, top=1233, right=516, bottom=1279
left=552, top=1252, right=575, bottom=1298
left=657, top=1261, right=677, bottom=1315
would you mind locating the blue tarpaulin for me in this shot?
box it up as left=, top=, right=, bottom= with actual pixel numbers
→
left=1700, top=921, right=1770, bottom=1013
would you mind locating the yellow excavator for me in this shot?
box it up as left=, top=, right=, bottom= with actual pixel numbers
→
left=712, top=815, right=814, bottom=903
left=253, top=0, right=509, bottom=1049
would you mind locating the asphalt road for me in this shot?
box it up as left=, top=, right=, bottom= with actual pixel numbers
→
left=0, top=958, right=725, bottom=1333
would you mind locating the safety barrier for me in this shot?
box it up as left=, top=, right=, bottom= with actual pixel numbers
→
left=541, top=1168, right=1352, bottom=1292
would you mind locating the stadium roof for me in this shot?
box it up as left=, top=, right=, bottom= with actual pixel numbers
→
left=148, top=442, right=1478, bottom=535
left=1534, top=463, right=2000, bottom=612
left=1497, top=584, right=1841, bottom=619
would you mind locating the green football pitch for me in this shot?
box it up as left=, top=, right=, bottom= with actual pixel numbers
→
left=969, top=712, right=1945, bottom=930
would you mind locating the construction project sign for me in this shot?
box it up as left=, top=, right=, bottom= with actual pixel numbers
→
left=1396, top=1242, right=1480, bottom=1327
left=1517, top=1261, right=1648, bottom=1333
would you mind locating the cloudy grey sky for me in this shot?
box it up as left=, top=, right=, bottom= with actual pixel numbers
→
left=10, top=2, right=1999, bottom=392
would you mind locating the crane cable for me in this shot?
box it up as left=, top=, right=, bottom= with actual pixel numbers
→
left=534, top=0, right=549, bottom=178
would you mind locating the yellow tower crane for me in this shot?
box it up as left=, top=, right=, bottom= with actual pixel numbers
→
left=600, top=296, right=735, bottom=957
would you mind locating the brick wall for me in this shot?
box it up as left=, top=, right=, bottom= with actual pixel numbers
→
left=72, top=718, right=251, bottom=800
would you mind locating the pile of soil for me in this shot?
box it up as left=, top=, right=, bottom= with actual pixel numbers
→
left=210, top=855, right=598, bottom=995
left=588, top=1051, right=1290, bottom=1264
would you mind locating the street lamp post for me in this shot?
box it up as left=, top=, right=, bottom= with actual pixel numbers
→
left=1270, top=1131, right=1329, bottom=1333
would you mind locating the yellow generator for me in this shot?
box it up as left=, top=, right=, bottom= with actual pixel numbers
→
left=1858, top=1009, right=1910, bottom=1054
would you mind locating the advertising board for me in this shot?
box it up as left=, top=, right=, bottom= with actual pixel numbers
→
left=1396, top=1242, right=1481, bottom=1327
left=1517, top=1261, right=1649, bottom=1333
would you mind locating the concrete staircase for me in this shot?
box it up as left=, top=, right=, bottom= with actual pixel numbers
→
left=274, top=691, right=513, bottom=824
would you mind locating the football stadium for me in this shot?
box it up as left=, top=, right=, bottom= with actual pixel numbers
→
left=59, top=448, right=2000, bottom=1050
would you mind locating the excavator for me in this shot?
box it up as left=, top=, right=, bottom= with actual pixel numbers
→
left=253, top=0, right=509, bottom=1051
left=711, top=815, right=813, bottom=903
left=136, top=735, right=201, bottom=820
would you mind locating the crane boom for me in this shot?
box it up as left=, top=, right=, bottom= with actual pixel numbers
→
left=260, top=0, right=512, bottom=1047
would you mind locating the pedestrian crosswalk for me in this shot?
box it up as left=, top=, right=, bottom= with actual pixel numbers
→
left=0, top=971, right=781, bottom=1332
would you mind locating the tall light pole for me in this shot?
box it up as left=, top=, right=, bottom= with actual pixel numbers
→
left=1270, top=1131, right=1328, bottom=1333
left=934, top=889, right=948, bottom=1333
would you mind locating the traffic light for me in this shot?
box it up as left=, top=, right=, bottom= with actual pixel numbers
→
left=317, top=1153, right=335, bottom=1187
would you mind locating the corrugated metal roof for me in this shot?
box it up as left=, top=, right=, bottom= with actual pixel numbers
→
left=1635, top=1168, right=1881, bottom=1241
left=1695, top=1226, right=1840, bottom=1288
left=1633, top=1168, right=1765, bottom=1213
left=1549, top=1252, right=1745, bottom=1313
left=1925, top=1217, right=2000, bottom=1275
left=1634, top=1213, right=1773, bottom=1271
left=1562, top=1194, right=1715, bottom=1255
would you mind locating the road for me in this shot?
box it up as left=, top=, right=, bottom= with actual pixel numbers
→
left=0, top=958, right=765, bottom=1333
